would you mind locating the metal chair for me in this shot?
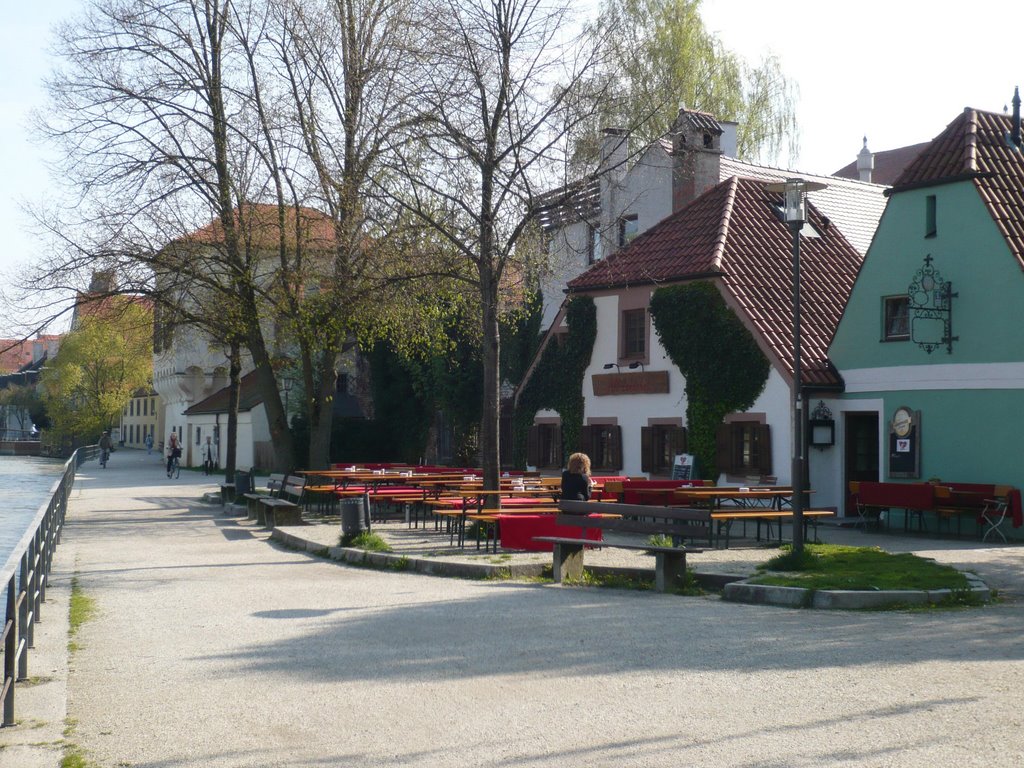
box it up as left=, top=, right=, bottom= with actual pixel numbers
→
left=980, top=485, right=1012, bottom=543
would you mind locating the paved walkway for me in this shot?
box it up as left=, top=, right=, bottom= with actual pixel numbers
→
left=3, top=449, right=1024, bottom=767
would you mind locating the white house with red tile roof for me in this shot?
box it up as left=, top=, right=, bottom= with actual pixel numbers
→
left=522, top=109, right=887, bottom=500
left=522, top=174, right=867, bottom=488
left=534, top=107, right=888, bottom=332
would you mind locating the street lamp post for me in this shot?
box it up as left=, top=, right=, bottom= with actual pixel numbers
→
left=768, top=178, right=826, bottom=557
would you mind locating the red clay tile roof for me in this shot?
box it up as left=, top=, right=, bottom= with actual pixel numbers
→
left=183, top=203, right=336, bottom=251
left=720, top=158, right=886, bottom=255
left=833, top=142, right=929, bottom=186
left=568, top=176, right=864, bottom=387
left=892, top=108, right=1024, bottom=269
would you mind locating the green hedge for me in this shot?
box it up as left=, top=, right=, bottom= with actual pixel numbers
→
left=649, top=282, right=769, bottom=479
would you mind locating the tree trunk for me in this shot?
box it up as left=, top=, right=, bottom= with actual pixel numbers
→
left=247, top=330, right=294, bottom=472
left=480, top=270, right=501, bottom=508
left=307, top=349, right=337, bottom=470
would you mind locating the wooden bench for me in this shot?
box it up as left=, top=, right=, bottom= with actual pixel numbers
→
left=258, top=474, right=307, bottom=528
left=242, top=473, right=286, bottom=521
left=710, top=509, right=835, bottom=547
left=534, top=500, right=707, bottom=593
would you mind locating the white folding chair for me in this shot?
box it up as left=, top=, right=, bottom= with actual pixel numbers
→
left=980, top=485, right=1012, bottom=543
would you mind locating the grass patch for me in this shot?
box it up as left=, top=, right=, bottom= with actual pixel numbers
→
left=750, top=544, right=970, bottom=591
left=61, top=745, right=94, bottom=768
left=68, top=578, right=96, bottom=654
left=61, top=718, right=96, bottom=768
left=387, top=556, right=411, bottom=571
left=339, top=530, right=392, bottom=552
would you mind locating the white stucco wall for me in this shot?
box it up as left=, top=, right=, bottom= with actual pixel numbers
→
left=577, top=291, right=799, bottom=484
left=185, top=411, right=256, bottom=470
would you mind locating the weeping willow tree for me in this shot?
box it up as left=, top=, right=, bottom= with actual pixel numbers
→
left=570, top=0, right=799, bottom=167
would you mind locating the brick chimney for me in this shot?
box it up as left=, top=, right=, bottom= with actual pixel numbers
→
left=670, top=105, right=725, bottom=213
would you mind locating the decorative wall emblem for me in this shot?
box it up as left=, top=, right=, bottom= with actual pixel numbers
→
left=907, top=254, right=957, bottom=354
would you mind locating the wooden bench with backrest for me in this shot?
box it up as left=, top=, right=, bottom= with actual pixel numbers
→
left=257, top=474, right=307, bottom=527
left=533, top=500, right=707, bottom=593
left=242, top=474, right=286, bottom=520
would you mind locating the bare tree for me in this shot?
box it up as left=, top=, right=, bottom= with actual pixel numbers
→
left=390, top=0, right=609, bottom=496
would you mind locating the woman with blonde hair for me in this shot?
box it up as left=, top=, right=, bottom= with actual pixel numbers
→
left=561, top=452, right=593, bottom=502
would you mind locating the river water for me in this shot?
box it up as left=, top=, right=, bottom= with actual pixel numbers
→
left=0, top=454, right=65, bottom=569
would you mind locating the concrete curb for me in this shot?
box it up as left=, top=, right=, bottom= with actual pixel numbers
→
left=722, top=572, right=991, bottom=609
left=270, top=522, right=989, bottom=607
left=269, top=528, right=745, bottom=590
left=270, top=528, right=548, bottom=580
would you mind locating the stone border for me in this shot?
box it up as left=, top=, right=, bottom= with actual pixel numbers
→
left=271, top=527, right=989, bottom=607
left=271, top=528, right=548, bottom=580
left=270, top=528, right=743, bottom=590
left=722, top=572, right=991, bottom=609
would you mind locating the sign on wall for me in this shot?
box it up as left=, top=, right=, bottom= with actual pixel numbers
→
left=888, top=406, right=921, bottom=479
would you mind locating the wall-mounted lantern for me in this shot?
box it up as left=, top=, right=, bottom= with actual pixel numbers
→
left=808, top=401, right=835, bottom=449
left=908, top=254, right=957, bottom=354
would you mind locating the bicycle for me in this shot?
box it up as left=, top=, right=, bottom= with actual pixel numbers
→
left=167, top=455, right=181, bottom=479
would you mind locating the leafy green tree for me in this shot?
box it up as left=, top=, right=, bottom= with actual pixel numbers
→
left=40, top=302, right=153, bottom=442
left=574, top=0, right=798, bottom=165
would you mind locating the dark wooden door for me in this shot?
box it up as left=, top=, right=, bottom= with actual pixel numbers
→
left=844, top=412, right=879, bottom=517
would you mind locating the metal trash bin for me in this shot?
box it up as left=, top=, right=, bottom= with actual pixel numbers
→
left=234, top=470, right=252, bottom=496
left=340, top=494, right=370, bottom=539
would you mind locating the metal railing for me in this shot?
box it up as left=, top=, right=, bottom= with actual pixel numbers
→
left=0, top=446, right=95, bottom=726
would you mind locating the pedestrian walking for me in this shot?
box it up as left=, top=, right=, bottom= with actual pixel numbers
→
left=201, top=436, right=218, bottom=476
left=145, top=432, right=154, bottom=454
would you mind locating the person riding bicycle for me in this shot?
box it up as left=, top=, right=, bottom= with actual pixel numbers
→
left=98, top=430, right=113, bottom=466
left=166, top=431, right=182, bottom=475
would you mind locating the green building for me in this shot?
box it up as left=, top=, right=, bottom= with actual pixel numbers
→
left=826, top=106, right=1024, bottom=534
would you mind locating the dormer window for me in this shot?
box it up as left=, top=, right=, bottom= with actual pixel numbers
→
left=618, top=214, right=638, bottom=247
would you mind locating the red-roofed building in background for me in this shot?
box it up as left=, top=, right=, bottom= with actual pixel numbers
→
left=0, top=335, right=61, bottom=374
left=153, top=203, right=368, bottom=470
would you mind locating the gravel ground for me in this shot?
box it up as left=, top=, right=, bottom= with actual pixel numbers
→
left=5, top=450, right=1023, bottom=768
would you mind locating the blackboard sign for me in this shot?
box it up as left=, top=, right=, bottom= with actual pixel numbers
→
left=888, top=408, right=921, bottom=479
left=672, top=454, right=696, bottom=480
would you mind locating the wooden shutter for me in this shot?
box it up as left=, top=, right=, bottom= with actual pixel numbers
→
left=640, top=426, right=653, bottom=473
left=715, top=424, right=732, bottom=475
left=526, top=425, right=540, bottom=467
left=609, top=425, right=623, bottom=470
left=756, top=424, right=772, bottom=475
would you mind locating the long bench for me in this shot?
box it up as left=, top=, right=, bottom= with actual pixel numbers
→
left=258, top=475, right=307, bottom=528
left=243, top=473, right=286, bottom=521
left=533, top=500, right=707, bottom=593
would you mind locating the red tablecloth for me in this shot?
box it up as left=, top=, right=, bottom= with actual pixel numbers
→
left=498, top=514, right=603, bottom=551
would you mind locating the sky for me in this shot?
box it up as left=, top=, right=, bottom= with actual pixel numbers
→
left=3, top=0, right=1024, bottom=336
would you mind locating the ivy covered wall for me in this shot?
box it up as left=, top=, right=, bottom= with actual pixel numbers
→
left=513, top=296, right=597, bottom=468
left=649, top=282, right=769, bottom=479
